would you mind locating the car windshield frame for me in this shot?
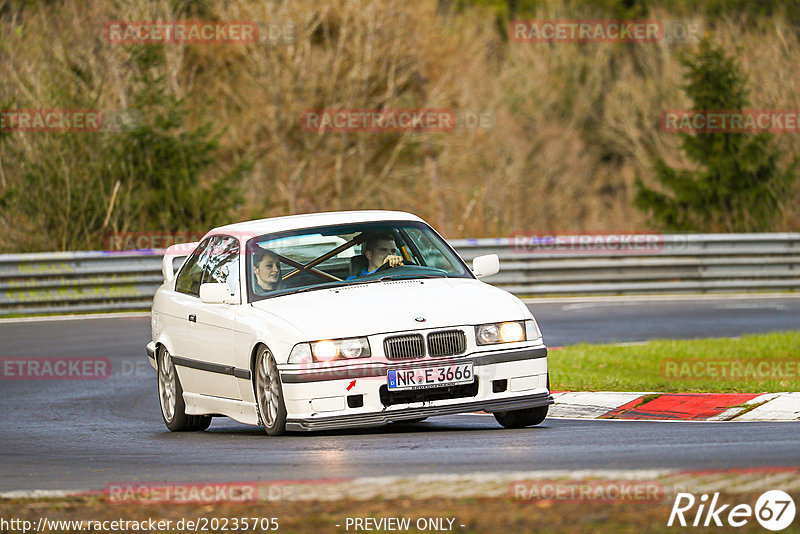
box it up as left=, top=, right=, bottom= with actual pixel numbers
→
left=245, top=220, right=473, bottom=302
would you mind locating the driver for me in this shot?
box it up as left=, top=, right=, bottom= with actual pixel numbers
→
left=350, top=232, right=404, bottom=278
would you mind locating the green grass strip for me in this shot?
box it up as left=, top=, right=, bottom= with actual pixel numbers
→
left=549, top=331, right=800, bottom=393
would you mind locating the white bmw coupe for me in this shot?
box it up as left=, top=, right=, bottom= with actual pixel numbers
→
left=146, top=211, right=552, bottom=435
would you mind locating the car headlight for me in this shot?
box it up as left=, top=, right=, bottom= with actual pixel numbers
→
left=288, top=338, right=371, bottom=363
left=475, top=321, right=527, bottom=345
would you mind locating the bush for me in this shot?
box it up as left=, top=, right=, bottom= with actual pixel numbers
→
left=0, top=45, right=249, bottom=251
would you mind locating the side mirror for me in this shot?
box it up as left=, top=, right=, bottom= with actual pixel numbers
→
left=472, top=254, right=500, bottom=278
left=199, top=283, right=234, bottom=304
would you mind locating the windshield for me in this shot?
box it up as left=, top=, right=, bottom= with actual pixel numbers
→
left=246, top=221, right=471, bottom=301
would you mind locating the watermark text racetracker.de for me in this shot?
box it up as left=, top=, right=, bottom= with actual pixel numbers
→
left=1, top=357, right=111, bottom=380
left=0, top=357, right=154, bottom=380
left=105, top=482, right=258, bottom=505
left=100, top=478, right=354, bottom=503
left=301, top=109, right=495, bottom=133
left=103, top=20, right=296, bottom=45
left=509, top=19, right=702, bottom=43
left=510, top=479, right=663, bottom=502
left=104, top=230, right=264, bottom=253
left=663, top=359, right=800, bottom=381
left=662, top=110, right=800, bottom=134
left=0, top=109, right=142, bottom=132
left=511, top=233, right=687, bottom=254
left=104, top=231, right=206, bottom=252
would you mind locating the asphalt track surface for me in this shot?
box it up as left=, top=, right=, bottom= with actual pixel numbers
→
left=1, top=296, right=798, bottom=492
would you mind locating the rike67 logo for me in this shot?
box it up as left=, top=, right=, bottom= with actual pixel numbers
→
left=668, top=490, right=796, bottom=531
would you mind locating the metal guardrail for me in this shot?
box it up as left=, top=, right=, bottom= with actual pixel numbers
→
left=1, top=233, right=798, bottom=316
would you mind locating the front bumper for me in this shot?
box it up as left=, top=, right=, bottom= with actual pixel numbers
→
left=146, top=341, right=157, bottom=370
left=286, top=392, right=553, bottom=431
left=282, top=345, right=550, bottom=432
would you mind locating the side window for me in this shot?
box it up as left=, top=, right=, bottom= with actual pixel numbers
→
left=404, top=228, right=455, bottom=271
left=175, top=238, right=213, bottom=296
left=202, top=236, right=240, bottom=299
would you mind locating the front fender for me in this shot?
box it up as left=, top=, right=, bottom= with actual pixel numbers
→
left=147, top=334, right=179, bottom=371
left=235, top=307, right=306, bottom=369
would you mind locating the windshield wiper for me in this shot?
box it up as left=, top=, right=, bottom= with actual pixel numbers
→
left=287, top=277, right=386, bottom=294
left=288, top=281, right=347, bottom=294
left=280, top=274, right=445, bottom=296
left=378, top=274, right=445, bottom=281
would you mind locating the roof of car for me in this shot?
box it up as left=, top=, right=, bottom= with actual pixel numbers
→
left=209, top=210, right=425, bottom=239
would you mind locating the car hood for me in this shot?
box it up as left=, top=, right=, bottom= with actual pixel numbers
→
left=249, top=278, right=528, bottom=340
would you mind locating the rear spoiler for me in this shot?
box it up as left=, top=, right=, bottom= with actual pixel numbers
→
left=162, top=242, right=199, bottom=282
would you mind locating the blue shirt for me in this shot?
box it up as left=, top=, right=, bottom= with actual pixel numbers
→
left=346, top=267, right=378, bottom=280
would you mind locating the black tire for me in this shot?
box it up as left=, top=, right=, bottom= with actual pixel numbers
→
left=254, top=345, right=287, bottom=436
left=157, top=347, right=211, bottom=432
left=494, top=405, right=548, bottom=429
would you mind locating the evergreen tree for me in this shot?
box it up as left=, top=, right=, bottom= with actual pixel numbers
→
left=634, top=38, right=796, bottom=232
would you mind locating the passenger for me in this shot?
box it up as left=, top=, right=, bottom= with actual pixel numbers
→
left=350, top=232, right=404, bottom=278
left=253, top=249, right=281, bottom=295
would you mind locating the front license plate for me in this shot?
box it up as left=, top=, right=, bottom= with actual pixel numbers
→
left=387, top=362, right=474, bottom=391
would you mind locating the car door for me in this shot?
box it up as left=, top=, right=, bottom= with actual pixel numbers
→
left=181, top=235, right=242, bottom=400
left=169, top=237, right=215, bottom=393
